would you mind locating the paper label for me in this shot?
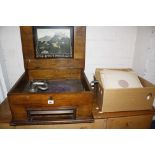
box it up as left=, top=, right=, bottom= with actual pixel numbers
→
left=48, top=99, right=54, bottom=104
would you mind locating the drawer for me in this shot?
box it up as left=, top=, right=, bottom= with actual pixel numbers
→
left=106, top=114, right=153, bottom=129
left=27, top=107, right=76, bottom=122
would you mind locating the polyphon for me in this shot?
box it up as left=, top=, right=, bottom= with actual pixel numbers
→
left=8, top=26, right=94, bottom=125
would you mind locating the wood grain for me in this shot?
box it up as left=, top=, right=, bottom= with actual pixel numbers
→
left=25, top=59, right=85, bottom=69
left=9, top=27, right=94, bottom=125
left=20, top=26, right=35, bottom=59
left=20, top=26, right=86, bottom=73
left=74, top=27, right=86, bottom=59
left=28, top=69, right=81, bottom=80
left=0, top=99, right=154, bottom=128
left=107, top=114, right=153, bottom=129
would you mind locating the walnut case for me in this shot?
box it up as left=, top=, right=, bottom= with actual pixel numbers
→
left=8, top=26, right=94, bottom=125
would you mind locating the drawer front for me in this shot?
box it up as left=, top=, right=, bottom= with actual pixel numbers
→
left=27, top=107, right=76, bottom=122
left=9, top=92, right=93, bottom=107
left=106, top=114, right=153, bottom=129
left=8, top=93, right=93, bottom=120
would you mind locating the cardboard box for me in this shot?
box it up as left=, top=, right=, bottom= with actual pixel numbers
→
left=95, top=68, right=155, bottom=112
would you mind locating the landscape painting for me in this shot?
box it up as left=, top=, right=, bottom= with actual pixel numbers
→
left=33, top=26, right=73, bottom=58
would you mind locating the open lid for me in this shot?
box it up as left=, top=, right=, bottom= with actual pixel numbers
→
left=20, top=26, right=86, bottom=71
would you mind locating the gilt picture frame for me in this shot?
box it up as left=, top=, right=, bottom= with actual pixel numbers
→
left=33, top=26, right=74, bottom=58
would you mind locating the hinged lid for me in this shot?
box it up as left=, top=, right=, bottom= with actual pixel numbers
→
left=20, top=26, right=86, bottom=71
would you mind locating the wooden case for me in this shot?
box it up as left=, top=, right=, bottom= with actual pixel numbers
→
left=8, top=26, right=94, bottom=125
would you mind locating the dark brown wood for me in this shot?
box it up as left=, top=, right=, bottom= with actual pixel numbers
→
left=81, top=72, right=93, bottom=91
left=27, top=107, right=76, bottom=122
left=20, top=26, right=86, bottom=80
left=8, top=91, right=93, bottom=120
left=74, top=27, right=86, bottom=59
left=20, top=26, right=86, bottom=73
left=20, top=26, right=35, bottom=65
left=153, top=106, right=155, bottom=114
left=10, top=117, right=94, bottom=126
left=95, top=81, right=104, bottom=111
left=139, top=76, right=154, bottom=87
left=0, top=99, right=12, bottom=123
left=28, top=69, right=81, bottom=80
left=8, top=72, right=29, bottom=94
left=8, top=26, right=94, bottom=125
left=25, top=59, right=85, bottom=69
left=0, top=99, right=153, bottom=128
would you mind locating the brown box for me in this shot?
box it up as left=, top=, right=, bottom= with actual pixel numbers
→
left=95, top=68, right=155, bottom=112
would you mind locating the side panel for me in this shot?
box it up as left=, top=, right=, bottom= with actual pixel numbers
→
left=102, top=88, right=154, bottom=112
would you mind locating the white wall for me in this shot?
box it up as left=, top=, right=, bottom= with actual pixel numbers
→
left=85, top=26, right=137, bottom=82
left=132, top=27, right=155, bottom=110
left=133, top=27, right=155, bottom=84
left=0, top=26, right=24, bottom=103
left=0, top=64, right=7, bottom=102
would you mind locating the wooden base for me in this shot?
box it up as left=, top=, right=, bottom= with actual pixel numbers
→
left=0, top=98, right=12, bottom=123
left=10, top=116, right=94, bottom=126
left=1, top=99, right=154, bottom=129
